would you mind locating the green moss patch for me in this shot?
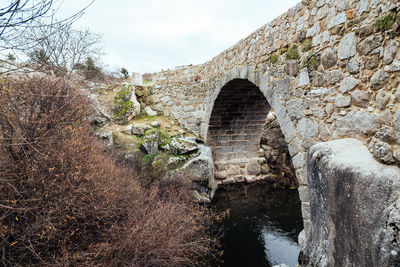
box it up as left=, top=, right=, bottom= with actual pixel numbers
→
left=286, top=44, right=299, bottom=60
left=301, top=38, right=312, bottom=52
left=270, top=53, right=278, bottom=63
left=376, top=13, right=395, bottom=32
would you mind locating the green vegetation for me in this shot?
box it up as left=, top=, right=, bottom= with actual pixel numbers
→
left=74, top=57, right=104, bottom=80
left=113, top=85, right=134, bottom=122
left=121, top=67, right=129, bottom=79
left=280, top=48, right=287, bottom=55
left=302, top=38, right=312, bottom=52
left=307, top=55, right=318, bottom=71
left=0, top=77, right=217, bottom=266
left=286, top=44, right=299, bottom=60
left=6, top=53, right=16, bottom=61
left=29, top=49, right=49, bottom=64
left=376, top=13, right=395, bottom=32
left=270, top=53, right=278, bottom=63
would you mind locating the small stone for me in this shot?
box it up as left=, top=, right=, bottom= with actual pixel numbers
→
left=374, top=126, right=394, bottom=143
left=358, top=0, right=369, bottom=15
left=277, top=78, right=291, bottom=100
left=351, top=90, right=370, bottom=107
left=215, top=171, right=228, bottom=180
left=338, top=32, right=357, bottom=59
left=307, top=22, right=321, bottom=38
left=245, top=176, right=255, bottom=183
left=247, top=160, right=260, bottom=175
left=336, top=0, right=348, bottom=11
left=371, top=139, right=394, bottom=164
left=140, top=139, right=159, bottom=155
left=286, top=100, right=303, bottom=120
left=311, top=71, right=324, bottom=87
left=347, top=58, right=360, bottom=74
left=324, top=70, right=344, bottom=85
left=326, top=103, right=334, bottom=115
left=334, top=12, right=347, bottom=26
left=144, top=106, right=157, bottom=116
left=151, top=120, right=160, bottom=127
left=389, top=60, right=400, bottom=72
left=364, top=54, right=380, bottom=70
left=336, top=111, right=381, bottom=136
left=261, top=163, right=270, bottom=174
left=357, top=35, right=383, bottom=56
left=383, top=40, right=399, bottom=65
left=394, top=150, right=400, bottom=165
left=339, top=77, right=360, bottom=93
left=395, top=86, right=400, bottom=102
left=131, top=123, right=150, bottom=136
left=285, top=60, right=299, bottom=76
left=375, top=91, right=389, bottom=110
left=395, top=110, right=400, bottom=144
left=370, top=69, right=389, bottom=90
left=359, top=24, right=373, bottom=38
left=316, top=5, right=328, bottom=20
left=169, top=137, right=198, bottom=155
left=297, top=118, right=319, bottom=139
left=321, top=48, right=337, bottom=69
left=335, top=95, right=351, bottom=107
left=296, top=68, right=310, bottom=88
left=381, top=110, right=393, bottom=126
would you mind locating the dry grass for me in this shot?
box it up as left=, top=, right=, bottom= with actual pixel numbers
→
left=0, top=77, right=217, bottom=266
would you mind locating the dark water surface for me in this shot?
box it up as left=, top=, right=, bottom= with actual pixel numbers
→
left=212, top=182, right=303, bottom=267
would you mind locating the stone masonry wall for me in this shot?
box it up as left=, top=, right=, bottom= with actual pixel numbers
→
left=208, top=79, right=270, bottom=183
left=151, top=0, right=400, bottom=262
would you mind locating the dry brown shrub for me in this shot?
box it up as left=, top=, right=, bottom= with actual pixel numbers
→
left=0, top=77, right=216, bottom=266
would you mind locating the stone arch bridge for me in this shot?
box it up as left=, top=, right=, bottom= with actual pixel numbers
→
left=152, top=0, right=400, bottom=265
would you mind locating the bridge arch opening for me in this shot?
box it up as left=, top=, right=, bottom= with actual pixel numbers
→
left=207, top=78, right=297, bottom=186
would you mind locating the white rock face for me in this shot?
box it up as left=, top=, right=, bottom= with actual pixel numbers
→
left=296, top=68, right=310, bottom=88
left=297, top=118, right=318, bottom=139
left=144, top=106, right=157, bottom=116
left=305, top=139, right=400, bottom=267
left=339, top=77, right=360, bottom=93
left=337, top=33, right=357, bottom=59
left=129, top=87, right=141, bottom=118
left=131, top=72, right=143, bottom=85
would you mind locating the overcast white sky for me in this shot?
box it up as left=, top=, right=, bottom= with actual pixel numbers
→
left=59, top=0, right=300, bottom=74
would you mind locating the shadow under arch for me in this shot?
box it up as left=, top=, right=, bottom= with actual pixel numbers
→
left=203, top=67, right=300, bottom=183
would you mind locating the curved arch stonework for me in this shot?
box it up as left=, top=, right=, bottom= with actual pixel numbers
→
left=151, top=0, right=400, bottom=264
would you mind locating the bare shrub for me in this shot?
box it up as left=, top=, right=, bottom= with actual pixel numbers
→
left=0, top=77, right=216, bottom=266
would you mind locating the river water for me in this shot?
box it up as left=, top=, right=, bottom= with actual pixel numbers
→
left=212, top=182, right=303, bottom=267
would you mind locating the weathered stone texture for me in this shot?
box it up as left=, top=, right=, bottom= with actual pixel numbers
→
left=305, top=139, right=400, bottom=267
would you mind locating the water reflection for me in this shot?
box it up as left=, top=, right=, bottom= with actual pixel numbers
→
left=212, top=182, right=303, bottom=267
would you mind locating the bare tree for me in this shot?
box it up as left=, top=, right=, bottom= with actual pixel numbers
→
left=0, top=1, right=98, bottom=76
left=21, top=19, right=103, bottom=74
left=0, top=1, right=54, bottom=38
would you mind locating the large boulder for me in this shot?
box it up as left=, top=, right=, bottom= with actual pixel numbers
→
left=181, top=144, right=217, bottom=202
left=302, top=138, right=400, bottom=267
left=139, top=131, right=160, bottom=154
